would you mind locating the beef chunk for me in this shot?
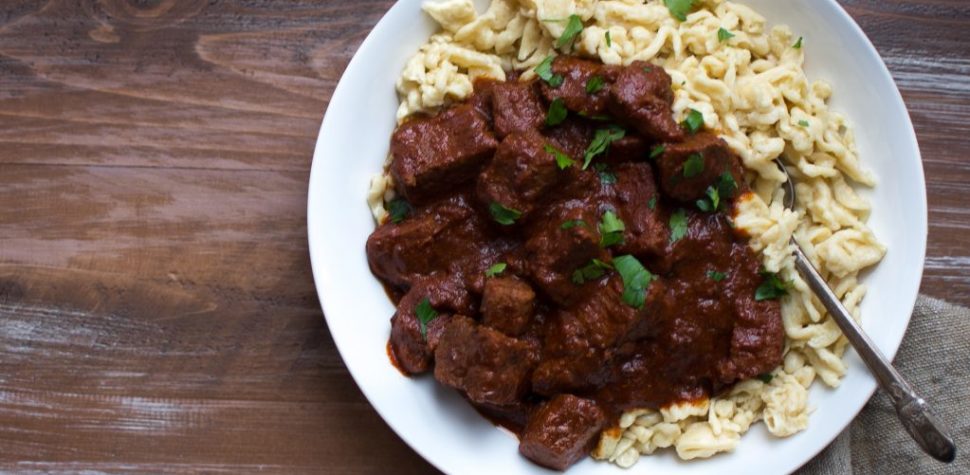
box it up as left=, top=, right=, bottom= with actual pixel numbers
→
left=481, top=276, right=536, bottom=336
left=477, top=131, right=562, bottom=219
left=604, top=163, right=668, bottom=257
left=543, top=118, right=594, bottom=162
left=390, top=104, right=498, bottom=204
left=434, top=316, right=537, bottom=406
left=366, top=194, right=499, bottom=289
left=607, top=61, right=684, bottom=142
left=519, top=395, right=607, bottom=471
left=389, top=275, right=472, bottom=375
left=603, top=134, right=649, bottom=164
left=539, top=56, right=613, bottom=116
left=655, top=131, right=744, bottom=203
left=492, top=81, right=545, bottom=139
left=523, top=201, right=606, bottom=305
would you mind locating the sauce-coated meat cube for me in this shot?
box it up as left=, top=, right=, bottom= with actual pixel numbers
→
left=481, top=276, right=536, bottom=337
left=607, top=61, right=684, bottom=142
left=389, top=275, right=473, bottom=375
left=655, top=131, right=744, bottom=203
left=519, top=395, right=607, bottom=471
left=492, top=80, right=546, bottom=139
left=477, top=131, right=563, bottom=219
left=539, top=56, right=614, bottom=117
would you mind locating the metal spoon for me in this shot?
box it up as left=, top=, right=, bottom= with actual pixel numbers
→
left=775, top=159, right=956, bottom=463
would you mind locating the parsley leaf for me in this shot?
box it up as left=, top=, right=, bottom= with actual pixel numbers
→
left=696, top=185, right=720, bottom=212
left=583, top=126, right=626, bottom=169
left=755, top=271, right=791, bottom=301
left=664, top=0, right=696, bottom=22
left=546, top=98, right=568, bottom=126
left=485, top=263, right=507, bottom=278
left=798, top=119, right=810, bottom=127
left=415, top=298, right=439, bottom=338
left=545, top=144, right=575, bottom=169
left=489, top=202, right=522, bottom=226
left=613, top=255, right=655, bottom=309
left=594, top=163, right=617, bottom=184
left=387, top=198, right=411, bottom=224
left=605, top=30, right=612, bottom=47
left=718, top=27, right=735, bottom=42
left=717, top=172, right=738, bottom=199
left=682, top=108, right=704, bottom=134
left=572, top=259, right=613, bottom=284
left=669, top=209, right=688, bottom=243
left=649, top=145, right=665, bottom=159
left=757, top=372, right=774, bottom=383
left=683, top=153, right=704, bottom=178
left=556, top=14, right=584, bottom=49
left=599, top=210, right=626, bottom=248
left=707, top=270, right=727, bottom=282
left=561, top=219, right=587, bottom=230
left=648, top=196, right=657, bottom=210
left=535, top=55, right=564, bottom=87
left=794, top=36, right=803, bottom=49
left=586, top=75, right=605, bottom=94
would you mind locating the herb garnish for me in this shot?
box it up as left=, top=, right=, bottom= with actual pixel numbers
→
left=696, top=173, right=736, bottom=212
left=707, top=270, right=727, bottom=282
left=649, top=145, right=666, bottom=159
left=546, top=98, right=568, bottom=126
left=599, top=210, right=626, bottom=248
left=485, top=263, right=507, bottom=278
left=682, top=108, right=704, bottom=134
left=793, top=37, right=803, bottom=49
left=696, top=186, right=720, bottom=212
left=798, top=119, right=810, bottom=127
left=583, top=126, right=626, bottom=169
left=605, top=30, right=612, bottom=47
left=489, top=202, right=522, bottom=225
left=594, top=163, right=617, bottom=184
left=683, top=153, right=704, bottom=178
left=757, top=373, right=774, bottom=383
left=613, top=255, right=655, bottom=309
left=545, top=144, right=575, bottom=169
left=415, top=298, right=439, bottom=338
left=664, top=0, right=696, bottom=21
left=572, top=259, right=613, bottom=284
left=648, top=196, right=657, bottom=210
left=718, top=27, right=735, bottom=42
left=586, top=75, right=605, bottom=94
left=669, top=209, right=688, bottom=243
left=755, top=271, right=791, bottom=301
left=535, top=55, right=564, bottom=87
left=556, top=14, right=584, bottom=49
left=387, top=198, right=411, bottom=224
left=561, top=219, right=587, bottom=230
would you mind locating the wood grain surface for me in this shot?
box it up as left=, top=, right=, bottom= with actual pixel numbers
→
left=0, top=1, right=966, bottom=473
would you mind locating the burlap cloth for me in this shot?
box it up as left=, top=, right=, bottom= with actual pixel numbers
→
left=796, top=295, right=969, bottom=474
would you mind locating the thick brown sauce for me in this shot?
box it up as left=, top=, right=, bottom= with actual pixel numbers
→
left=366, top=56, right=783, bottom=470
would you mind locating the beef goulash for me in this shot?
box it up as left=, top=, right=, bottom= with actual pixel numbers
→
left=366, top=56, right=784, bottom=471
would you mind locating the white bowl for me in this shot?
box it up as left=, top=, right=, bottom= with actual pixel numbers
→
left=306, top=1, right=927, bottom=473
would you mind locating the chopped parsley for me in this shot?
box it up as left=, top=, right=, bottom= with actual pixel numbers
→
left=669, top=209, right=688, bottom=243
left=546, top=98, right=568, bottom=126
left=599, top=210, right=626, bottom=248
left=664, top=0, right=696, bottom=21
left=697, top=173, right=736, bottom=212
left=586, top=75, right=605, bottom=94
left=605, top=30, right=612, bottom=47
left=489, top=202, right=522, bottom=225
left=545, top=144, right=575, bottom=169
left=583, top=125, right=626, bottom=169
left=682, top=108, right=704, bottom=134
left=572, top=259, right=613, bottom=284
left=717, top=172, right=738, bottom=199
left=757, top=373, right=774, bottom=383
left=387, top=198, right=411, bottom=224
left=793, top=36, right=803, bottom=49
left=613, top=255, right=655, bottom=309
left=696, top=185, right=720, bottom=212
left=485, top=262, right=507, bottom=278
left=535, top=55, right=564, bottom=87
left=683, top=153, right=704, bottom=178
left=755, top=271, right=791, bottom=301
left=594, top=163, right=617, bottom=184
left=415, top=298, right=439, bottom=338
left=561, top=219, right=588, bottom=230
left=718, top=27, right=735, bottom=42
left=798, top=119, right=810, bottom=127
left=648, top=196, right=657, bottom=210
left=649, top=145, right=665, bottom=159
left=556, top=14, right=584, bottom=49
left=707, top=270, right=727, bottom=282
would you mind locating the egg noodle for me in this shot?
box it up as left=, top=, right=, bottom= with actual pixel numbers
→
left=368, top=0, right=886, bottom=466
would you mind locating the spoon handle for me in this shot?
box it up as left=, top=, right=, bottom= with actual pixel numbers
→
left=791, top=244, right=956, bottom=463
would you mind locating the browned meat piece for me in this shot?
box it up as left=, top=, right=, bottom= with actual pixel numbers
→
left=477, top=131, right=563, bottom=219
left=543, top=118, right=594, bottom=162
left=390, top=104, right=498, bottom=204
left=605, top=163, right=668, bottom=257
left=434, top=316, right=537, bottom=406
left=519, top=395, right=607, bottom=471
left=481, top=276, right=536, bottom=336
left=469, top=78, right=498, bottom=120
left=523, top=200, right=606, bottom=305
left=389, top=275, right=472, bottom=375
left=655, top=131, right=744, bottom=203
left=607, top=61, right=684, bottom=142
left=366, top=194, right=507, bottom=289
left=492, top=80, right=546, bottom=139
left=539, top=56, right=613, bottom=117
left=603, top=134, right=649, bottom=164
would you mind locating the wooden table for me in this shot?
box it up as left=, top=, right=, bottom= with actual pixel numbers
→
left=0, top=1, right=966, bottom=473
